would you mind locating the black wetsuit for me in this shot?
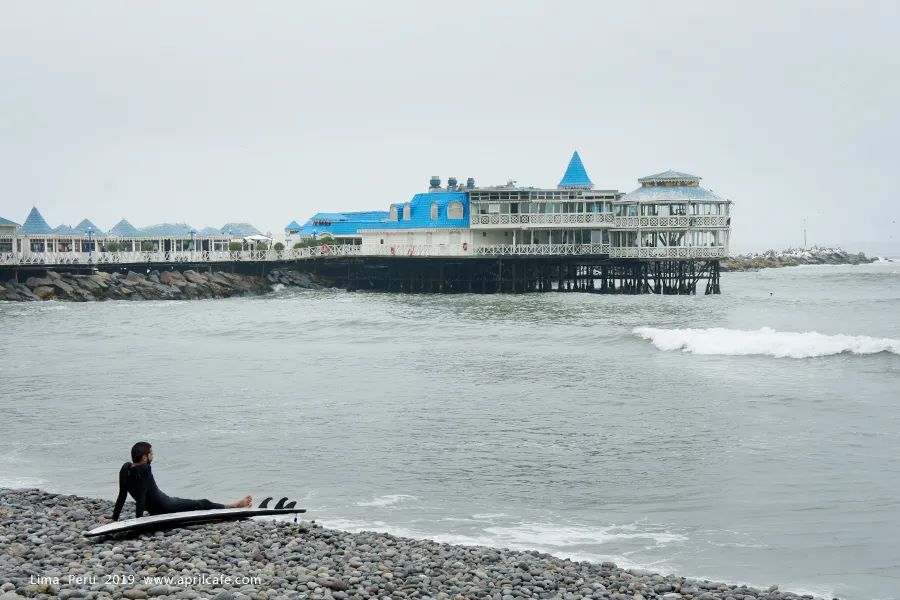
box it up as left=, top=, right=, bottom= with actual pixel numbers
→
left=111, top=462, right=224, bottom=521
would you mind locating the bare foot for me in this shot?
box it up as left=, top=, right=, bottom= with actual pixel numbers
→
left=226, top=495, right=252, bottom=509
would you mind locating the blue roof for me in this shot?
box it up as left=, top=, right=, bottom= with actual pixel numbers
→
left=53, top=224, right=77, bottom=235
left=286, top=220, right=302, bottom=231
left=358, top=191, right=469, bottom=231
left=198, top=227, right=224, bottom=236
left=139, top=223, right=194, bottom=237
left=621, top=185, right=724, bottom=203
left=221, top=222, right=262, bottom=236
left=107, top=219, right=140, bottom=237
left=0, top=216, right=19, bottom=227
left=558, top=151, right=593, bottom=189
left=73, top=219, right=104, bottom=236
left=297, top=211, right=389, bottom=237
left=638, top=170, right=701, bottom=183
left=21, top=207, right=54, bottom=235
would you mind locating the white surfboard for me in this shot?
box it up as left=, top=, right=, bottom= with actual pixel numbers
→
left=84, top=507, right=306, bottom=538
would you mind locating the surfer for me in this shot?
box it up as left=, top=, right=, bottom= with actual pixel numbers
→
left=101, top=442, right=252, bottom=523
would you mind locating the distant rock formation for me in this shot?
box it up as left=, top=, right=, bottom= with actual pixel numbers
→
left=721, top=246, right=878, bottom=271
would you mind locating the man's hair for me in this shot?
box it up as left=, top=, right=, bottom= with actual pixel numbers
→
left=131, top=442, right=152, bottom=463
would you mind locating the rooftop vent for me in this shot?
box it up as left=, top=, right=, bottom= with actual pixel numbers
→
left=429, top=176, right=441, bottom=191
left=466, top=177, right=475, bottom=190
left=447, top=176, right=458, bottom=191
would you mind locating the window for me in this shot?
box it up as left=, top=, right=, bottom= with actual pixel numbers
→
left=447, top=201, right=464, bottom=219
left=430, top=203, right=438, bottom=220
left=389, top=206, right=398, bottom=221
left=403, top=203, right=411, bottom=220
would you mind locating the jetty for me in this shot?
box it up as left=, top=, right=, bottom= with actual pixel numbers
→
left=0, top=153, right=732, bottom=295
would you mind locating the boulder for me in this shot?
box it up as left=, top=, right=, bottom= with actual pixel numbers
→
left=33, top=286, right=56, bottom=300
left=53, top=279, right=76, bottom=295
left=77, top=278, right=102, bottom=292
left=183, top=270, right=208, bottom=284
left=25, top=276, right=53, bottom=288
left=89, top=274, right=109, bottom=289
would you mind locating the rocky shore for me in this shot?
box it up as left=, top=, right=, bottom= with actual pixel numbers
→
left=721, top=247, right=877, bottom=272
left=0, top=269, right=327, bottom=302
left=0, top=489, right=825, bottom=600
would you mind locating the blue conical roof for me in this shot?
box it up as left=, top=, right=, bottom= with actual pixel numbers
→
left=0, top=216, right=20, bottom=227
left=73, top=219, right=104, bottom=235
left=558, top=151, right=593, bottom=189
left=108, top=219, right=140, bottom=237
left=21, top=207, right=54, bottom=234
left=54, top=224, right=77, bottom=235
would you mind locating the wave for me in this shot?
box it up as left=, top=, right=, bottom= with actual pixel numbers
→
left=0, top=476, right=47, bottom=488
left=634, top=326, right=900, bottom=358
left=354, top=494, right=419, bottom=507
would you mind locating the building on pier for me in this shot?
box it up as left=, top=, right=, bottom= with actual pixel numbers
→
left=4, top=207, right=265, bottom=257
left=287, top=151, right=732, bottom=260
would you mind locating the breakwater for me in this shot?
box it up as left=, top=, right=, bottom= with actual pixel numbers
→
left=721, top=247, right=876, bottom=271
left=0, top=269, right=326, bottom=302
left=0, top=489, right=820, bottom=600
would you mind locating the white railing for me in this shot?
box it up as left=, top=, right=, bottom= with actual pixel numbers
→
left=613, top=215, right=729, bottom=228
left=0, top=243, right=730, bottom=265
left=608, top=246, right=729, bottom=259
left=473, top=243, right=611, bottom=256
left=470, top=213, right=615, bottom=227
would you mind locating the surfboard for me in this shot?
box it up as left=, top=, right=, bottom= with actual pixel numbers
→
left=84, top=507, right=306, bottom=538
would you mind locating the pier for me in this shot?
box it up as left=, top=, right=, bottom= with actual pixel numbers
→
left=1, top=153, right=731, bottom=296
left=0, top=244, right=722, bottom=294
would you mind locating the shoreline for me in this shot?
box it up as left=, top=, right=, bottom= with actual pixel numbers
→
left=0, top=488, right=827, bottom=600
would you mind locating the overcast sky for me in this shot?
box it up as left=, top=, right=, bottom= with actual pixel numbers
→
left=2, top=1, right=898, bottom=252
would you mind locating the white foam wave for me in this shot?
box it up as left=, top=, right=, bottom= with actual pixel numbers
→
left=0, top=476, right=47, bottom=488
left=354, top=494, right=419, bottom=507
left=483, top=522, right=687, bottom=549
left=472, top=512, right=509, bottom=520
left=635, top=326, right=900, bottom=358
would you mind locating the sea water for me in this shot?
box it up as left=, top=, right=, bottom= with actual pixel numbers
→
left=1, top=262, right=898, bottom=599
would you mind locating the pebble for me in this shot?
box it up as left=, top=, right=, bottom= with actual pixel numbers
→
left=0, top=488, right=832, bottom=600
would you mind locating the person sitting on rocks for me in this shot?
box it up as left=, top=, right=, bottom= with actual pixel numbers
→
left=101, top=441, right=251, bottom=523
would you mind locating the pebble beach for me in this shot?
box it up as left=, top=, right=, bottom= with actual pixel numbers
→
left=0, top=489, right=824, bottom=600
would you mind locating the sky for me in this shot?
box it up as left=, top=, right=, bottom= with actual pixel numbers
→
left=1, top=1, right=899, bottom=253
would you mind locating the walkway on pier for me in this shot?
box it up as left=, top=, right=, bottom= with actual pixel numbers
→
left=0, top=242, right=727, bottom=268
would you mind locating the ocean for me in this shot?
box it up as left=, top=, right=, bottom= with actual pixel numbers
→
left=1, top=262, right=898, bottom=599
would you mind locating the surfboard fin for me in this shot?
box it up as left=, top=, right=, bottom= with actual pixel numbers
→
left=274, top=497, right=289, bottom=510
left=259, top=497, right=273, bottom=509
left=284, top=501, right=296, bottom=509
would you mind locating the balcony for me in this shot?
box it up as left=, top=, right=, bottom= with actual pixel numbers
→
left=612, top=215, right=729, bottom=228
left=608, top=246, right=728, bottom=259
left=470, top=212, right=615, bottom=228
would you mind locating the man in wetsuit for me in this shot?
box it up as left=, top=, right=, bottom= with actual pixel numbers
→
left=101, top=442, right=252, bottom=523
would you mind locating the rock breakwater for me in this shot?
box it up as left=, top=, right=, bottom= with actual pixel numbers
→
left=721, top=247, right=876, bottom=272
left=0, top=489, right=825, bottom=600
left=0, top=269, right=326, bottom=302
